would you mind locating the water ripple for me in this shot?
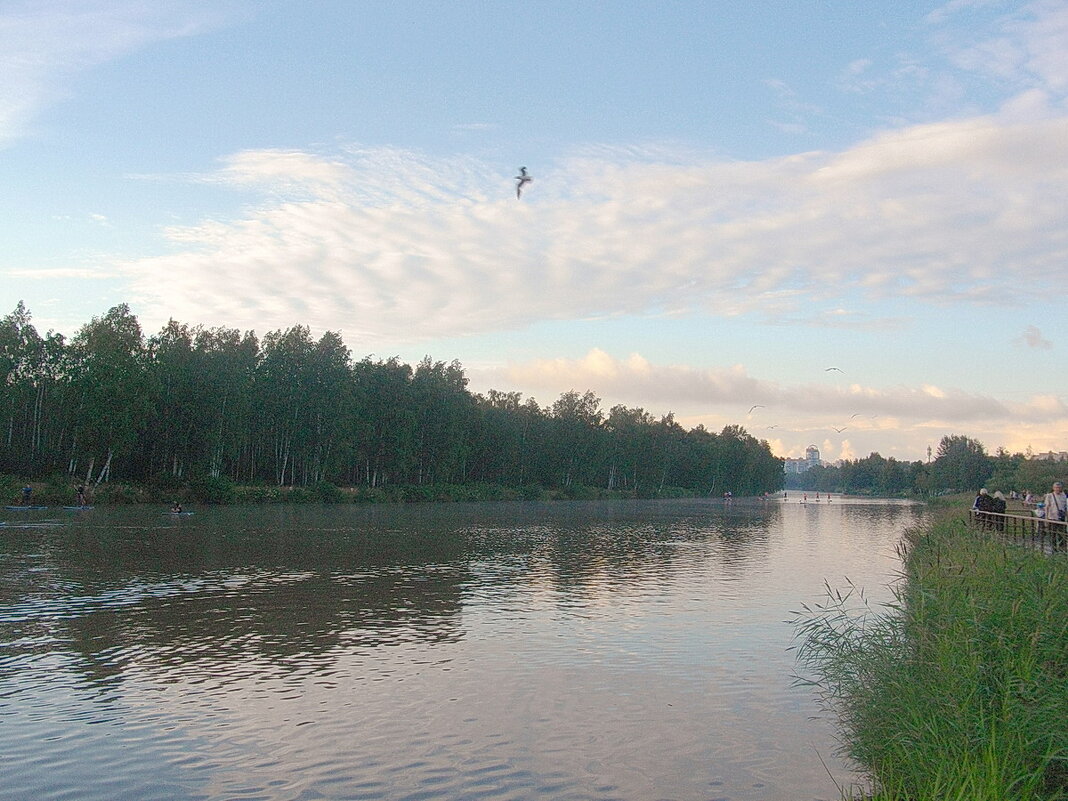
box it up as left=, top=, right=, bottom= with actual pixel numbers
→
left=0, top=499, right=923, bottom=800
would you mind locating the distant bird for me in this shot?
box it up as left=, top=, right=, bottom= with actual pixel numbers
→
left=515, top=166, right=532, bottom=199
left=748, top=404, right=765, bottom=414
left=766, top=424, right=778, bottom=429
left=833, top=426, right=848, bottom=433
left=849, top=413, right=862, bottom=420
left=825, top=367, right=844, bottom=373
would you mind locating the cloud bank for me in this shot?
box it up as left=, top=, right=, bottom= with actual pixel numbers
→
left=487, top=347, right=1065, bottom=425
left=466, top=347, right=1067, bottom=461
left=120, top=111, right=1068, bottom=344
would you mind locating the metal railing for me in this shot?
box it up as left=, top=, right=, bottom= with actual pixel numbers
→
left=968, top=508, right=1067, bottom=553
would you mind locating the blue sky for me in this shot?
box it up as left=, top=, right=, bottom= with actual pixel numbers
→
left=2, top=0, right=1066, bottom=463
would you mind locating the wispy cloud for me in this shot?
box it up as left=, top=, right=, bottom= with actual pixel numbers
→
left=5, top=266, right=116, bottom=280
left=931, top=0, right=1068, bottom=94
left=120, top=111, right=1068, bottom=344
left=1016, top=325, right=1053, bottom=349
left=0, top=1, right=224, bottom=147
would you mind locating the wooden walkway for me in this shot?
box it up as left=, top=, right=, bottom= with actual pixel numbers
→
left=968, top=509, right=1067, bottom=554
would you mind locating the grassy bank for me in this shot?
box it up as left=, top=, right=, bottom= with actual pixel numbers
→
left=1, top=473, right=707, bottom=507
left=794, top=512, right=1068, bottom=800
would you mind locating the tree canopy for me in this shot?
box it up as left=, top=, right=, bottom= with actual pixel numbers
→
left=0, top=303, right=783, bottom=497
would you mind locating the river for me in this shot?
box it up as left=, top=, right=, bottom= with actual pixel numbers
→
left=0, top=496, right=924, bottom=801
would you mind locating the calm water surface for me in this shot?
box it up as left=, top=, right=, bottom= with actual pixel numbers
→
left=0, top=497, right=925, bottom=801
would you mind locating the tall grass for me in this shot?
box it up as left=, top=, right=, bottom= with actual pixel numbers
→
left=793, top=514, right=1068, bottom=800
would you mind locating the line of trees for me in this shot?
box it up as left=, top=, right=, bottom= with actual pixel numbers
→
left=788, top=434, right=1066, bottom=497
left=0, top=303, right=784, bottom=497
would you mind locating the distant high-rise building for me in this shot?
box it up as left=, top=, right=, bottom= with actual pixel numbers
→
left=784, top=446, right=824, bottom=474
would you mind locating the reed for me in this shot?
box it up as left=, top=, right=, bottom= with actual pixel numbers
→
left=793, top=514, right=1068, bottom=800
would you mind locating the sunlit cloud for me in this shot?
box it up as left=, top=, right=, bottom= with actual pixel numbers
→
left=0, top=1, right=222, bottom=147
left=489, top=347, right=1033, bottom=423
left=470, top=349, right=1068, bottom=460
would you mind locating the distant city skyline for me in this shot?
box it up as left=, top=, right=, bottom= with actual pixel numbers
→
left=2, top=1, right=1066, bottom=462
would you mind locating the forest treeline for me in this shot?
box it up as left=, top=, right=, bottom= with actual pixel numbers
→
left=787, top=434, right=1066, bottom=498
left=0, top=303, right=784, bottom=498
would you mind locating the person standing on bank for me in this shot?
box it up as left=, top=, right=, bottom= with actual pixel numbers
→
left=1045, top=482, right=1067, bottom=521
left=1044, top=481, right=1067, bottom=546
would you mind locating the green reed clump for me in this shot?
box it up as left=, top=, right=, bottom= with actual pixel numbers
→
left=794, top=515, right=1068, bottom=800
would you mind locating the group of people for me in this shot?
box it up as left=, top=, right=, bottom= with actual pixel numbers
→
left=11, top=484, right=88, bottom=507
left=973, top=481, right=1067, bottom=544
left=972, top=488, right=1008, bottom=529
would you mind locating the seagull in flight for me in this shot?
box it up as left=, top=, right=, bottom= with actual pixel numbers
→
left=748, top=404, right=764, bottom=414
left=833, top=426, right=848, bottom=433
left=515, top=166, right=532, bottom=199
left=849, top=413, right=862, bottom=420
left=825, top=367, right=844, bottom=373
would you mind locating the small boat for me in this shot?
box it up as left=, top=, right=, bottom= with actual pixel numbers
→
left=166, top=511, right=194, bottom=516
left=62, top=505, right=94, bottom=511
left=4, top=505, right=48, bottom=511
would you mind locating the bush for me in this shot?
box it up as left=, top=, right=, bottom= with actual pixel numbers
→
left=0, top=474, right=18, bottom=503
left=284, top=486, right=315, bottom=503
left=233, top=484, right=282, bottom=503
left=91, top=482, right=148, bottom=504
left=189, top=475, right=235, bottom=504
left=315, top=481, right=344, bottom=503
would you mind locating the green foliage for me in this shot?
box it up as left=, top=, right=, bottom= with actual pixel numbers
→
left=933, top=434, right=994, bottom=493
left=794, top=516, right=1068, bottom=800
left=232, top=484, right=282, bottom=504
left=91, top=483, right=149, bottom=504
left=189, top=475, right=235, bottom=504
left=283, top=486, right=315, bottom=503
left=0, top=302, right=788, bottom=499
left=0, top=474, right=17, bottom=503
left=314, top=481, right=344, bottom=503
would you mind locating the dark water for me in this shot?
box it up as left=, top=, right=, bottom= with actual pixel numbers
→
left=0, top=497, right=924, bottom=801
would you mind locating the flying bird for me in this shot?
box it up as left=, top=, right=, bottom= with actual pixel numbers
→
left=748, top=405, right=764, bottom=414
left=833, top=426, right=848, bottom=433
left=515, top=166, right=532, bottom=199
left=766, top=425, right=778, bottom=429
left=825, top=367, right=844, bottom=373
left=849, top=413, right=862, bottom=419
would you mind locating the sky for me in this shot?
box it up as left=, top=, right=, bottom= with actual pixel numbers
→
left=2, top=0, right=1066, bottom=464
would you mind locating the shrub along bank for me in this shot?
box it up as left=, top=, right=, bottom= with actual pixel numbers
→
left=1, top=474, right=707, bottom=507
left=794, top=512, right=1068, bottom=800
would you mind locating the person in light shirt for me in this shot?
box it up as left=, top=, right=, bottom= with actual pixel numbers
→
left=1043, top=481, right=1067, bottom=546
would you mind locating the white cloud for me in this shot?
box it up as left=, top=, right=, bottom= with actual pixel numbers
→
left=0, top=1, right=222, bottom=147
left=934, top=0, right=1068, bottom=94
left=119, top=112, right=1068, bottom=344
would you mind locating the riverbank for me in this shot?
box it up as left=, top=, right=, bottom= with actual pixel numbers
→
left=2, top=475, right=724, bottom=507
left=794, top=509, right=1068, bottom=800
